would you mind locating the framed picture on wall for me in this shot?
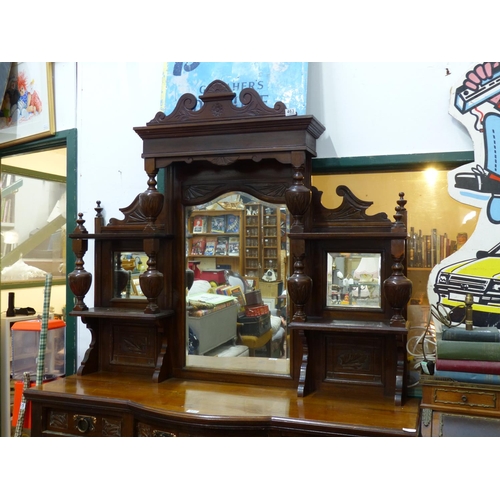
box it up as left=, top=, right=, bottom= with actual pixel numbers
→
left=131, top=277, right=144, bottom=296
left=0, top=62, right=55, bottom=148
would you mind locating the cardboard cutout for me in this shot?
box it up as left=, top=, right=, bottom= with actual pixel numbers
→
left=428, top=62, right=500, bottom=329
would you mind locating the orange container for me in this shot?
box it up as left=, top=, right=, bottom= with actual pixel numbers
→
left=12, top=380, right=35, bottom=429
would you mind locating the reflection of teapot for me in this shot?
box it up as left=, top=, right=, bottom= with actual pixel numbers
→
left=121, top=254, right=141, bottom=271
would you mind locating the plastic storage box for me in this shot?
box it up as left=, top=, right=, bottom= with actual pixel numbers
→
left=188, top=303, right=238, bottom=355
left=11, top=319, right=66, bottom=380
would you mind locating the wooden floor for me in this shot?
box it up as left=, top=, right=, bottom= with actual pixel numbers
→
left=24, top=372, right=422, bottom=436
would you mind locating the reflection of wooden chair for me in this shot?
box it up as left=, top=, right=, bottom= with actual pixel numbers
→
left=237, top=326, right=273, bottom=357
left=225, top=270, right=251, bottom=292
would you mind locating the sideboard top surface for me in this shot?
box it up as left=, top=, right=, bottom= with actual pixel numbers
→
left=25, top=373, right=421, bottom=436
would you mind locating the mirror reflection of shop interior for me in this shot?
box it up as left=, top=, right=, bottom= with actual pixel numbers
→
left=184, top=192, right=290, bottom=376
left=1, top=148, right=67, bottom=286
left=1, top=146, right=68, bottom=437
left=327, top=252, right=382, bottom=308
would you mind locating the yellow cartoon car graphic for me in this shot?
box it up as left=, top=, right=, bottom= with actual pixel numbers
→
left=434, top=242, right=500, bottom=315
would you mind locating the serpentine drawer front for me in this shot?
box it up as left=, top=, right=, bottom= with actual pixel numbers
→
left=41, top=406, right=131, bottom=437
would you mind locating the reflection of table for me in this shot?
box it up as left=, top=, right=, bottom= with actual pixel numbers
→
left=332, top=281, right=380, bottom=306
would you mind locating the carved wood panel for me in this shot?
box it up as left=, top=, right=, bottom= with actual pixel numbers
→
left=324, top=334, right=385, bottom=386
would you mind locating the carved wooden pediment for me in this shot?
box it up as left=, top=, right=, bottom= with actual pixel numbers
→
left=147, top=80, right=287, bottom=126
left=310, top=185, right=393, bottom=232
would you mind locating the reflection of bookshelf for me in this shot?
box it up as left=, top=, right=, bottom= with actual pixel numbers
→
left=407, top=226, right=464, bottom=306
left=243, top=203, right=281, bottom=280
left=408, top=227, right=459, bottom=269
left=262, top=206, right=280, bottom=279
left=188, top=209, right=243, bottom=274
left=244, top=202, right=260, bottom=278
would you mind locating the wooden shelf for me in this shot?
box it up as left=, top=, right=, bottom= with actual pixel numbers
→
left=69, top=307, right=174, bottom=319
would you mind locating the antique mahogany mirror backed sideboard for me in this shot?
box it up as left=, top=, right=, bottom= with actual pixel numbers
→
left=24, top=81, right=420, bottom=437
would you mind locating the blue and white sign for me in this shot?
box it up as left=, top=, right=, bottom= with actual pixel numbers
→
left=160, top=62, right=308, bottom=115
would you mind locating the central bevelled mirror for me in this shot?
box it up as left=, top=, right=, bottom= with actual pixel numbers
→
left=185, top=192, right=290, bottom=376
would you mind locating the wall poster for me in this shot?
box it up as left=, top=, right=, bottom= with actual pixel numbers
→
left=160, top=62, right=308, bottom=116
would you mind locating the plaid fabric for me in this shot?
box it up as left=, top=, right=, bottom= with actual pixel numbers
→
left=14, top=372, right=31, bottom=437
left=36, top=273, right=53, bottom=385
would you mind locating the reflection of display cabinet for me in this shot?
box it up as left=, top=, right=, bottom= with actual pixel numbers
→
left=243, top=203, right=281, bottom=280
left=244, top=202, right=260, bottom=278
left=261, top=206, right=280, bottom=279
left=188, top=209, right=243, bottom=275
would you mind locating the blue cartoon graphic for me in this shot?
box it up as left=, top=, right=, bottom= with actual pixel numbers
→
left=430, top=62, right=500, bottom=329
left=453, top=62, right=500, bottom=223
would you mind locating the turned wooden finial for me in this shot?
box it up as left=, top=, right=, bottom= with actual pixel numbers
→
left=75, top=213, right=88, bottom=233
left=394, top=192, right=407, bottom=228
left=95, top=200, right=103, bottom=218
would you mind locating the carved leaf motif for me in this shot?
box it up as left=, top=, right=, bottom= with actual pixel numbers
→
left=120, top=335, right=148, bottom=354
left=206, top=156, right=239, bottom=166
left=338, top=350, right=370, bottom=370
left=108, top=194, right=149, bottom=225
left=184, top=184, right=227, bottom=201
left=102, top=418, right=122, bottom=437
left=137, top=422, right=153, bottom=437
left=49, top=410, right=68, bottom=429
left=184, top=182, right=288, bottom=203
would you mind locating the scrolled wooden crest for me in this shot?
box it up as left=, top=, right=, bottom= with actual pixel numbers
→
left=147, top=80, right=287, bottom=125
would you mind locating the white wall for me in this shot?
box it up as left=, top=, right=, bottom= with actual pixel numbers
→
left=53, top=62, right=77, bottom=131
left=69, top=61, right=479, bottom=363
left=75, top=62, right=165, bottom=362
left=307, top=62, right=475, bottom=158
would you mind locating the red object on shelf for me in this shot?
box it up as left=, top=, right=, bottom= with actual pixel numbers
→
left=244, top=304, right=269, bottom=317
left=199, top=269, right=226, bottom=284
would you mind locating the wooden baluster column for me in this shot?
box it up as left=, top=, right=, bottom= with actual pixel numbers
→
left=68, top=213, right=92, bottom=311
left=139, top=169, right=165, bottom=314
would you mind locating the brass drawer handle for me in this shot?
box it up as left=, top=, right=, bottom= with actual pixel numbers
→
left=74, top=415, right=97, bottom=434
left=461, top=395, right=468, bottom=403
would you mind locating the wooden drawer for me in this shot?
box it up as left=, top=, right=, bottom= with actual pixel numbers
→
left=37, top=405, right=132, bottom=437
left=136, top=420, right=189, bottom=437
left=431, top=387, right=498, bottom=411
